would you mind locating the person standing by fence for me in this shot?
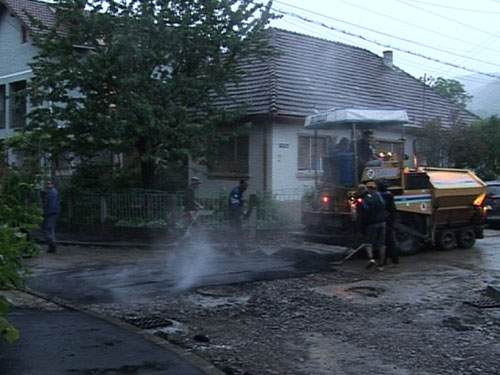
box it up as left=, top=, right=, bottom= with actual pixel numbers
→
left=42, top=180, right=60, bottom=253
left=228, top=179, right=248, bottom=243
left=183, top=177, right=203, bottom=226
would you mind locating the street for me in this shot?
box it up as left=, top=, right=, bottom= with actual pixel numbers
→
left=19, top=229, right=500, bottom=374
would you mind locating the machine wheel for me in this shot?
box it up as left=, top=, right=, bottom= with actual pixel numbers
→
left=395, top=213, right=424, bottom=255
left=436, top=229, right=456, bottom=250
left=457, top=228, right=476, bottom=249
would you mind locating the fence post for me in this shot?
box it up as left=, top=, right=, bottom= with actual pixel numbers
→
left=67, top=193, right=73, bottom=221
left=248, top=194, right=257, bottom=239
left=100, top=195, right=107, bottom=224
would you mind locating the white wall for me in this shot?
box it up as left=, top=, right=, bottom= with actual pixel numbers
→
left=0, top=10, right=36, bottom=141
left=0, top=11, right=37, bottom=77
left=269, top=120, right=416, bottom=193
left=189, top=123, right=267, bottom=197
left=189, top=118, right=417, bottom=197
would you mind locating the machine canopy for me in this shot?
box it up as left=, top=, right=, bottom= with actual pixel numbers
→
left=304, top=107, right=409, bottom=130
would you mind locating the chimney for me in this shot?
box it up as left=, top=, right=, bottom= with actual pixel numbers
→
left=383, top=50, right=393, bottom=68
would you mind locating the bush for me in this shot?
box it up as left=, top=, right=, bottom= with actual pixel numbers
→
left=0, top=170, right=41, bottom=343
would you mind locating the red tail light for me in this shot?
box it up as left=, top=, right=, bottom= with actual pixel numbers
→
left=322, top=196, right=329, bottom=204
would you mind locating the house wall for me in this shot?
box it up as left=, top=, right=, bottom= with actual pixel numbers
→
left=0, top=9, right=35, bottom=140
left=189, top=117, right=417, bottom=199
left=189, top=123, right=267, bottom=197
left=269, top=120, right=416, bottom=193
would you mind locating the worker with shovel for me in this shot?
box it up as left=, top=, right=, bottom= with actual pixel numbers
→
left=356, top=182, right=387, bottom=271
left=183, top=176, right=203, bottom=228
left=227, top=179, right=249, bottom=252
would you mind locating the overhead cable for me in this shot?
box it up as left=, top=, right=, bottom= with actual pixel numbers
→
left=273, top=8, right=500, bottom=79
left=324, top=0, right=500, bottom=55
left=404, top=0, right=500, bottom=13
left=397, top=0, right=500, bottom=38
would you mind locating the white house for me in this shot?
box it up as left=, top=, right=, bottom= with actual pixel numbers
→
left=0, top=0, right=478, bottom=196
left=194, top=28, right=478, bottom=196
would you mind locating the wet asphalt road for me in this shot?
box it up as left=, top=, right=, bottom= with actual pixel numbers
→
left=26, top=239, right=340, bottom=305
left=1, top=307, right=208, bottom=375
left=25, top=229, right=500, bottom=307
left=17, top=230, right=500, bottom=375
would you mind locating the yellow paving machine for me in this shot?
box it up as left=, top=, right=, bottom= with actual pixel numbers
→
left=301, top=107, right=488, bottom=254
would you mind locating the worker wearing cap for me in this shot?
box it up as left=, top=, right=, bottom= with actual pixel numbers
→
left=356, top=181, right=386, bottom=271
left=377, top=179, right=399, bottom=266
left=228, top=179, right=249, bottom=238
left=183, top=177, right=203, bottom=224
left=357, top=129, right=376, bottom=165
left=354, top=129, right=378, bottom=180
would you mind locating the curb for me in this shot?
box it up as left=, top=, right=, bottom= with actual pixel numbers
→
left=24, top=288, right=225, bottom=375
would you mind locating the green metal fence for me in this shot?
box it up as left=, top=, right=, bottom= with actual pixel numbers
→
left=62, top=188, right=304, bottom=229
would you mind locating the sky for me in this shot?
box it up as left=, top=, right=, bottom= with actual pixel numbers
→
left=267, top=0, right=500, bottom=88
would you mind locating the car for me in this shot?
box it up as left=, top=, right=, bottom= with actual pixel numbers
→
left=485, top=181, right=500, bottom=228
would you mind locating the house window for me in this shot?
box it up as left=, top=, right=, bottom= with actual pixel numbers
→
left=298, top=135, right=325, bottom=172
left=376, top=140, right=403, bottom=159
left=9, top=81, right=27, bottom=129
left=208, top=135, right=249, bottom=176
left=0, top=85, right=5, bottom=129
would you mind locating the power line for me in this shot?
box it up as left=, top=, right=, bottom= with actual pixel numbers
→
left=397, top=0, right=500, bottom=39
left=327, top=0, right=500, bottom=56
left=272, top=8, right=500, bottom=79
left=275, top=8, right=500, bottom=88
left=405, top=0, right=500, bottom=13
left=273, top=1, right=500, bottom=66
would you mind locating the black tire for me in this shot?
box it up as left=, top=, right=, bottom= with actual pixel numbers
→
left=437, top=229, right=456, bottom=250
left=457, top=227, right=476, bottom=249
left=394, top=213, right=424, bottom=255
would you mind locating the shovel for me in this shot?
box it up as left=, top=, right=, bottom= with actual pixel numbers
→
left=330, top=244, right=365, bottom=265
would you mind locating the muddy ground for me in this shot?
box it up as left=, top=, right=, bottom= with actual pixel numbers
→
left=19, top=229, right=500, bottom=374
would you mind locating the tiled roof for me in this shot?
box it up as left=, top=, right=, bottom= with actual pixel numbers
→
left=0, top=3, right=477, bottom=127
left=1, top=0, right=56, bottom=34
left=221, top=28, right=478, bottom=127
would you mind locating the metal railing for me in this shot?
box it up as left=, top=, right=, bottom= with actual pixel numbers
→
left=62, top=188, right=306, bottom=229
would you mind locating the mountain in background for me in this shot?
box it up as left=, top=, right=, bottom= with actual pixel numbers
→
left=458, top=74, right=500, bottom=118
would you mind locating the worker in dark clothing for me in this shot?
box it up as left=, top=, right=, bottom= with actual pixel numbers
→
left=335, top=137, right=354, bottom=186
left=42, top=180, right=60, bottom=253
left=183, top=176, right=203, bottom=226
left=228, top=179, right=249, bottom=240
left=377, top=179, right=399, bottom=266
left=356, top=182, right=386, bottom=271
left=354, top=129, right=379, bottom=180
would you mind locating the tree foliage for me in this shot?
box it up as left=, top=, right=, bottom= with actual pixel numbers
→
left=416, top=115, right=500, bottom=181
left=0, top=170, right=41, bottom=343
left=470, top=116, right=500, bottom=180
left=18, top=0, right=274, bottom=188
left=428, top=76, right=473, bottom=108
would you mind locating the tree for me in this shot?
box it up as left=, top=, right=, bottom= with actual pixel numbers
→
left=416, top=114, right=500, bottom=181
left=415, top=118, right=448, bottom=167
left=428, top=76, right=473, bottom=108
left=0, top=169, right=41, bottom=343
left=19, top=0, right=274, bottom=188
left=471, top=116, right=500, bottom=180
